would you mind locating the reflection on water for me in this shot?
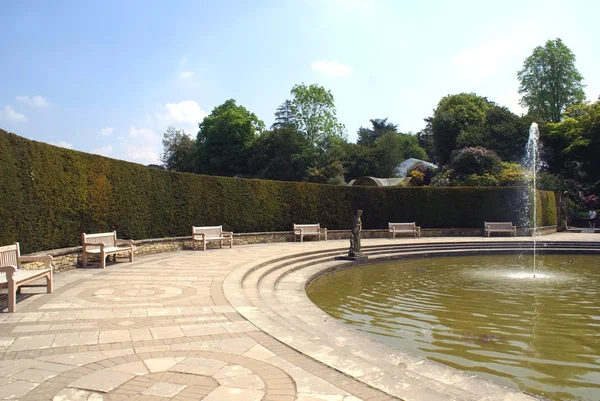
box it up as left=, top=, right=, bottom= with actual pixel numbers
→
left=306, top=254, right=600, bottom=401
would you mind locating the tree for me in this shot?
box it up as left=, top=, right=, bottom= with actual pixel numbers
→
left=289, top=83, right=346, bottom=149
left=271, top=100, right=297, bottom=130
left=429, top=93, right=528, bottom=165
left=431, top=93, right=489, bottom=165
left=248, top=126, right=314, bottom=181
left=195, top=99, right=265, bottom=176
left=517, top=38, right=586, bottom=123
left=547, top=100, right=600, bottom=185
left=160, top=126, right=196, bottom=173
left=373, top=131, right=427, bottom=177
left=357, top=118, right=398, bottom=147
left=417, top=117, right=435, bottom=161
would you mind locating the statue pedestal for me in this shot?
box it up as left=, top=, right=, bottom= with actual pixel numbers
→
left=334, top=255, right=369, bottom=264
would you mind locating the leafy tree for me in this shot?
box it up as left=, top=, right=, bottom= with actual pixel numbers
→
left=429, top=93, right=528, bottom=165
left=161, top=126, right=196, bottom=173
left=483, top=106, right=529, bottom=162
left=248, top=126, right=314, bottom=181
left=195, top=99, right=265, bottom=176
left=357, top=118, right=398, bottom=147
left=417, top=117, right=435, bottom=161
left=271, top=100, right=297, bottom=130
left=341, top=142, right=378, bottom=180
left=289, top=83, right=346, bottom=149
left=431, top=93, right=489, bottom=165
left=547, top=101, right=600, bottom=185
left=517, top=38, right=586, bottom=123
left=373, top=131, right=427, bottom=177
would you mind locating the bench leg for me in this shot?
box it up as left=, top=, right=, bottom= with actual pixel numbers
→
left=82, top=251, right=88, bottom=268
left=203, top=239, right=206, bottom=252
left=47, top=271, right=53, bottom=293
left=8, top=282, right=16, bottom=313
left=100, top=251, right=106, bottom=269
left=229, top=238, right=233, bottom=248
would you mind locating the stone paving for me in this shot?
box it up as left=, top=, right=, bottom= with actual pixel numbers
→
left=0, top=234, right=598, bottom=400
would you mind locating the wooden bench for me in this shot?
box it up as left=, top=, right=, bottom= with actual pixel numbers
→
left=0, top=242, right=53, bottom=313
left=293, top=224, right=327, bottom=242
left=389, top=222, right=421, bottom=238
left=81, top=231, right=134, bottom=269
left=192, top=225, right=233, bottom=251
left=484, top=222, right=516, bottom=237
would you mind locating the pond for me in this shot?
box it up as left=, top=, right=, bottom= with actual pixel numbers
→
left=306, top=254, right=600, bottom=401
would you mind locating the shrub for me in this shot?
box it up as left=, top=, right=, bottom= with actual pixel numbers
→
left=458, top=173, right=499, bottom=187
left=498, top=162, right=526, bottom=186
left=407, top=163, right=436, bottom=186
left=449, top=147, right=503, bottom=178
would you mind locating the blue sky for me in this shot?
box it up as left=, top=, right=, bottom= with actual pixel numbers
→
left=1, top=0, right=599, bottom=165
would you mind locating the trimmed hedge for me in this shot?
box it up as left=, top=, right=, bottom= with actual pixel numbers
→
left=0, top=130, right=557, bottom=253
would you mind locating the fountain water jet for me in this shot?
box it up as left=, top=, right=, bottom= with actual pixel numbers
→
left=524, top=122, right=542, bottom=278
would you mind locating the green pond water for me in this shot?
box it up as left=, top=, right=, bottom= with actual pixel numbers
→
left=306, top=254, right=600, bottom=401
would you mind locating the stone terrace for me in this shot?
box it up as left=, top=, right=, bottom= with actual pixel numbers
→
left=0, top=234, right=597, bottom=400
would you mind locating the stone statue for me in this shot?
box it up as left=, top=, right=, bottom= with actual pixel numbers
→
left=349, top=210, right=363, bottom=257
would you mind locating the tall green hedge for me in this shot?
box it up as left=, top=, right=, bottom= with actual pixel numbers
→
left=0, top=130, right=557, bottom=253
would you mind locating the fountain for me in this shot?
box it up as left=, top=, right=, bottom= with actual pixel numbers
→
left=305, top=122, right=600, bottom=400
left=523, top=122, right=542, bottom=278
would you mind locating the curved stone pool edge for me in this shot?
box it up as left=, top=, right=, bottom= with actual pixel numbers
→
left=221, top=236, right=593, bottom=401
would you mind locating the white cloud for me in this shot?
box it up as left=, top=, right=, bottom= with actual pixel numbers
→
left=16, top=95, right=49, bottom=107
left=91, top=145, right=112, bottom=156
left=125, top=126, right=161, bottom=164
left=179, top=71, right=194, bottom=79
left=312, top=60, right=353, bottom=77
left=99, top=127, right=114, bottom=136
left=51, top=140, right=74, bottom=149
left=156, top=100, right=207, bottom=135
left=0, top=105, right=27, bottom=122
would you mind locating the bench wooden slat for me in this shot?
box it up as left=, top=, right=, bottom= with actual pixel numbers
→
left=192, top=225, right=233, bottom=251
left=388, top=222, right=421, bottom=239
left=0, top=242, right=53, bottom=313
left=81, top=232, right=134, bottom=268
left=293, top=224, right=327, bottom=242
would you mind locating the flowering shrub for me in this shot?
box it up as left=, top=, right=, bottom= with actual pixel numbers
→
left=581, top=194, right=599, bottom=210
left=407, top=163, right=436, bottom=186
left=449, top=147, right=502, bottom=178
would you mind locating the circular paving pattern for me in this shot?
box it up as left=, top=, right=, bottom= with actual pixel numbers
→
left=77, top=283, right=199, bottom=305
left=27, top=350, right=294, bottom=401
